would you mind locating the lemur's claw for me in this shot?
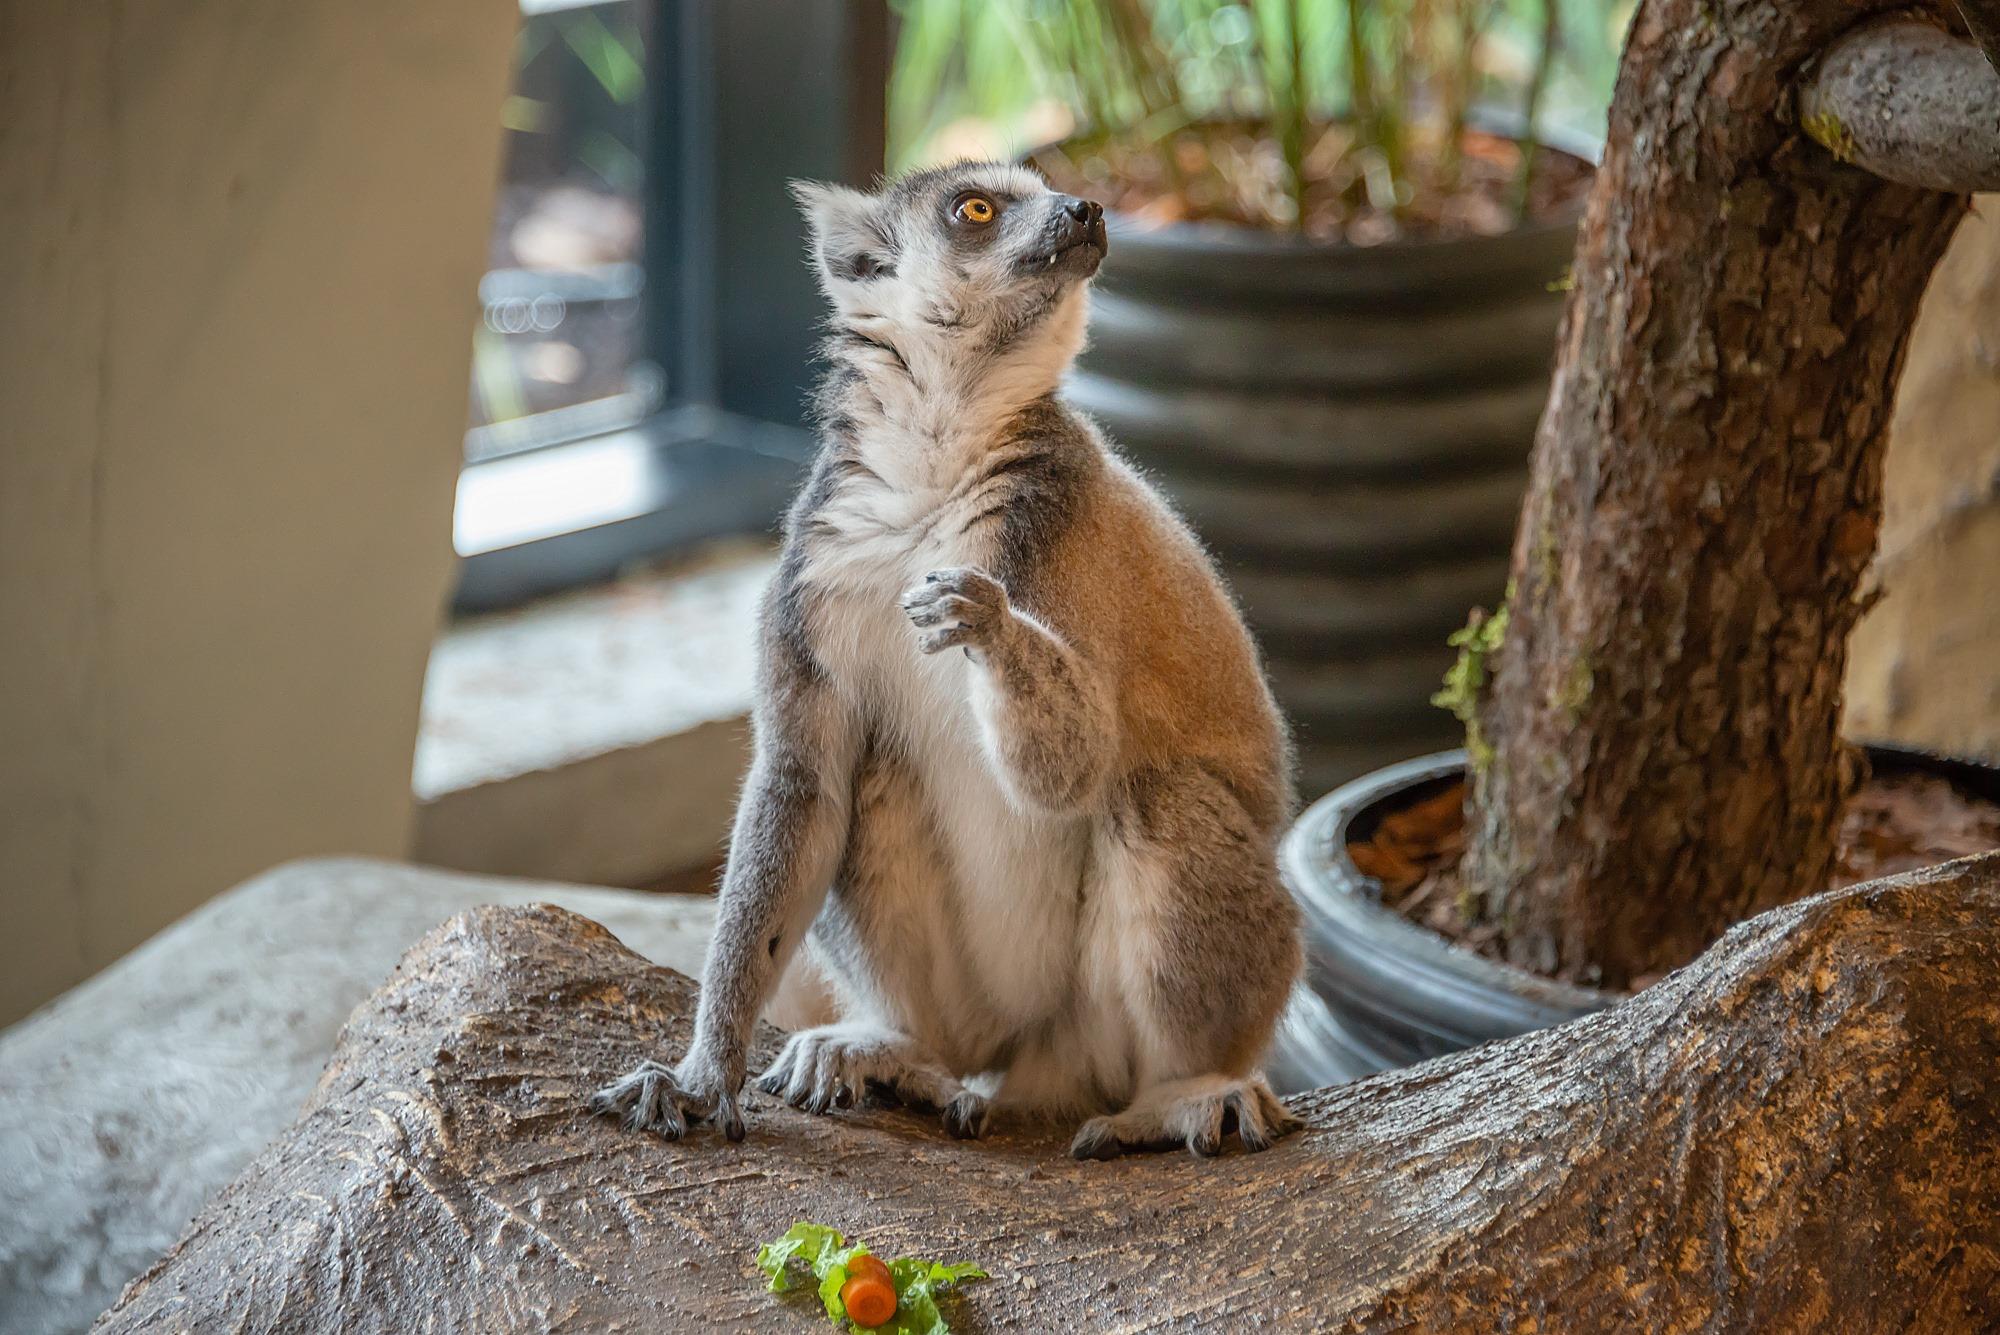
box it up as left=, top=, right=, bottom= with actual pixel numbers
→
left=590, top=1054, right=739, bottom=1141
left=717, top=1092, right=746, bottom=1141
left=901, top=566, right=1008, bottom=654
left=1068, top=1118, right=1122, bottom=1160
left=1068, top=1075, right=1300, bottom=1161
left=942, top=1091, right=991, bottom=1140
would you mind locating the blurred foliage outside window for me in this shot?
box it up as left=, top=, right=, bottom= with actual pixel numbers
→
left=889, top=0, right=1631, bottom=237
left=465, top=0, right=1635, bottom=461
left=468, top=1, right=654, bottom=461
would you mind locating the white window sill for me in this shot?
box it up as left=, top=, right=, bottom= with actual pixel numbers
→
left=411, top=539, right=774, bottom=887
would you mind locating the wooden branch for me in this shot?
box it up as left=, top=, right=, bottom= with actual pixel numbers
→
left=1954, top=0, right=2000, bottom=77
left=1800, top=18, right=2000, bottom=192
left=98, top=854, right=2000, bottom=1332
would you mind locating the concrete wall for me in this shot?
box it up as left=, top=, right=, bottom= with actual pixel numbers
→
left=1848, top=203, right=2000, bottom=761
left=0, top=1, right=517, bottom=1024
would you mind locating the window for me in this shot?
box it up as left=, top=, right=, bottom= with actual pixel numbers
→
left=453, top=0, right=889, bottom=612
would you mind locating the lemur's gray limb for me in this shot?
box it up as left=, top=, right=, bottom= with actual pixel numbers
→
left=902, top=565, right=1114, bottom=812
left=590, top=606, right=859, bottom=1140
left=1066, top=767, right=1304, bottom=1159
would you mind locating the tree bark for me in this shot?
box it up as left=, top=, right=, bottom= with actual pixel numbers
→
left=1461, top=0, right=1969, bottom=987
left=99, top=854, right=2000, bottom=1332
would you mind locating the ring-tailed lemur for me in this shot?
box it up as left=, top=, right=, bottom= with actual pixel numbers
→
left=591, top=162, right=1302, bottom=1158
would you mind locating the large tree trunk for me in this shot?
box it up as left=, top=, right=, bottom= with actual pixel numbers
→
left=99, top=854, right=2000, bottom=1332
left=1461, top=0, right=1971, bottom=987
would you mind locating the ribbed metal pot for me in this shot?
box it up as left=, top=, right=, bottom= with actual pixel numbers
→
left=1267, top=742, right=2000, bottom=1092
left=1072, top=209, right=1579, bottom=796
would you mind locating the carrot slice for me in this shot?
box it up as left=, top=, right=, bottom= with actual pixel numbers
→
left=840, top=1265, right=897, bottom=1328
left=846, top=1254, right=892, bottom=1287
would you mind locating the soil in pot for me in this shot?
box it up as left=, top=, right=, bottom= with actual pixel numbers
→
left=1351, top=765, right=2000, bottom=990
left=1037, top=122, right=1596, bottom=244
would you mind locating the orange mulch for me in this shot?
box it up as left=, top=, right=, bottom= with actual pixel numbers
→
left=1347, top=769, right=2000, bottom=976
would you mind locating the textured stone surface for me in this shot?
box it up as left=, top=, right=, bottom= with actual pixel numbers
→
left=97, top=855, right=2000, bottom=1333
left=0, top=859, right=716, bottom=1335
left=413, top=543, right=768, bottom=800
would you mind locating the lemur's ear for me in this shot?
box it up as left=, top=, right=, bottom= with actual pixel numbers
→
left=791, top=180, right=894, bottom=284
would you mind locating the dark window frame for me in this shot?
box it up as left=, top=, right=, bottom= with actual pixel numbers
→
left=452, top=0, right=888, bottom=613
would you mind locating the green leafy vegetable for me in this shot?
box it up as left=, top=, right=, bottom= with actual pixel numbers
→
left=755, top=1223, right=990, bottom=1334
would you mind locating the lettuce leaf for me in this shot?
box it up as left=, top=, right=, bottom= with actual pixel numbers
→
left=756, top=1222, right=846, bottom=1293
left=756, top=1222, right=989, bottom=1333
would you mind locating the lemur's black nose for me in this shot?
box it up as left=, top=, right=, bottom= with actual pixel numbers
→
left=1064, top=197, right=1104, bottom=226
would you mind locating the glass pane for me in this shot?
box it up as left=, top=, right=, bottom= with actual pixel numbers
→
left=466, top=0, right=657, bottom=464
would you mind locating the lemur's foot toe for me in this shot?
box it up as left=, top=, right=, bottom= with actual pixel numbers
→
left=590, top=1052, right=742, bottom=1140
left=591, top=1060, right=688, bottom=1138
left=757, top=1023, right=968, bottom=1122
left=590, top=1060, right=682, bottom=1137
left=1068, top=1116, right=1122, bottom=1160
left=1068, top=1073, right=1299, bottom=1160
left=1230, top=1081, right=1301, bottom=1150
left=942, top=1091, right=991, bottom=1139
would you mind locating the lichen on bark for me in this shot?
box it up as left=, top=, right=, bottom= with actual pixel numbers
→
left=1432, top=585, right=1512, bottom=773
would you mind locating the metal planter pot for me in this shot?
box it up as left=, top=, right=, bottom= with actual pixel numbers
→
left=1075, top=212, right=1579, bottom=796
left=1267, top=744, right=2000, bottom=1092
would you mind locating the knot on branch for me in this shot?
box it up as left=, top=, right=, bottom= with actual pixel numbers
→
left=1799, top=17, right=2000, bottom=192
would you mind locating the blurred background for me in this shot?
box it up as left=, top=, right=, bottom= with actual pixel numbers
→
left=6, top=0, right=1997, bottom=1027
left=2, top=4, right=1996, bottom=1329
left=434, top=0, right=1635, bottom=898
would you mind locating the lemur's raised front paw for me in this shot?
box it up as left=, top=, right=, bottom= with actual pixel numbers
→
left=901, top=566, right=1009, bottom=656
left=589, top=1049, right=745, bottom=1141
left=1068, top=1074, right=1300, bottom=1160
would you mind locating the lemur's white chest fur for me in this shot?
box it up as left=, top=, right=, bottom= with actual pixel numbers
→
left=795, top=351, right=1140, bottom=1109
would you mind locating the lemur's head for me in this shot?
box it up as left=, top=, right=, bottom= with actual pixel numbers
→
left=792, top=162, right=1107, bottom=371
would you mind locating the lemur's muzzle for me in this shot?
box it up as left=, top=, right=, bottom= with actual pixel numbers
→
left=1055, top=195, right=1109, bottom=255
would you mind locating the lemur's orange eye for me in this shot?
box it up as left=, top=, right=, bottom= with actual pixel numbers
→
left=953, top=194, right=997, bottom=225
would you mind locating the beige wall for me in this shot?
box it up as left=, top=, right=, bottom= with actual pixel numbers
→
left=1848, top=203, right=2000, bottom=761
left=0, top=1, right=516, bottom=1023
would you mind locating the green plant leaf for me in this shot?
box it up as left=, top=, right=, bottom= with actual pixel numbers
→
left=759, top=1223, right=989, bottom=1333
left=817, top=1254, right=853, bottom=1320
left=756, top=1222, right=846, bottom=1293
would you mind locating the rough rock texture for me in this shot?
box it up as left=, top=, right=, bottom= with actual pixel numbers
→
left=0, top=859, right=718, bottom=1335
left=1847, top=202, right=2000, bottom=760
left=98, top=853, right=2000, bottom=1333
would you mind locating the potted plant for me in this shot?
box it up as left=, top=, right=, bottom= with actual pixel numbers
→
left=892, top=0, right=1603, bottom=795
left=1263, top=0, right=2000, bottom=1085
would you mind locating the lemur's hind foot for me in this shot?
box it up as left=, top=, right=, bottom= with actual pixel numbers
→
left=1069, top=1073, right=1298, bottom=1160
left=756, top=1023, right=992, bottom=1138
